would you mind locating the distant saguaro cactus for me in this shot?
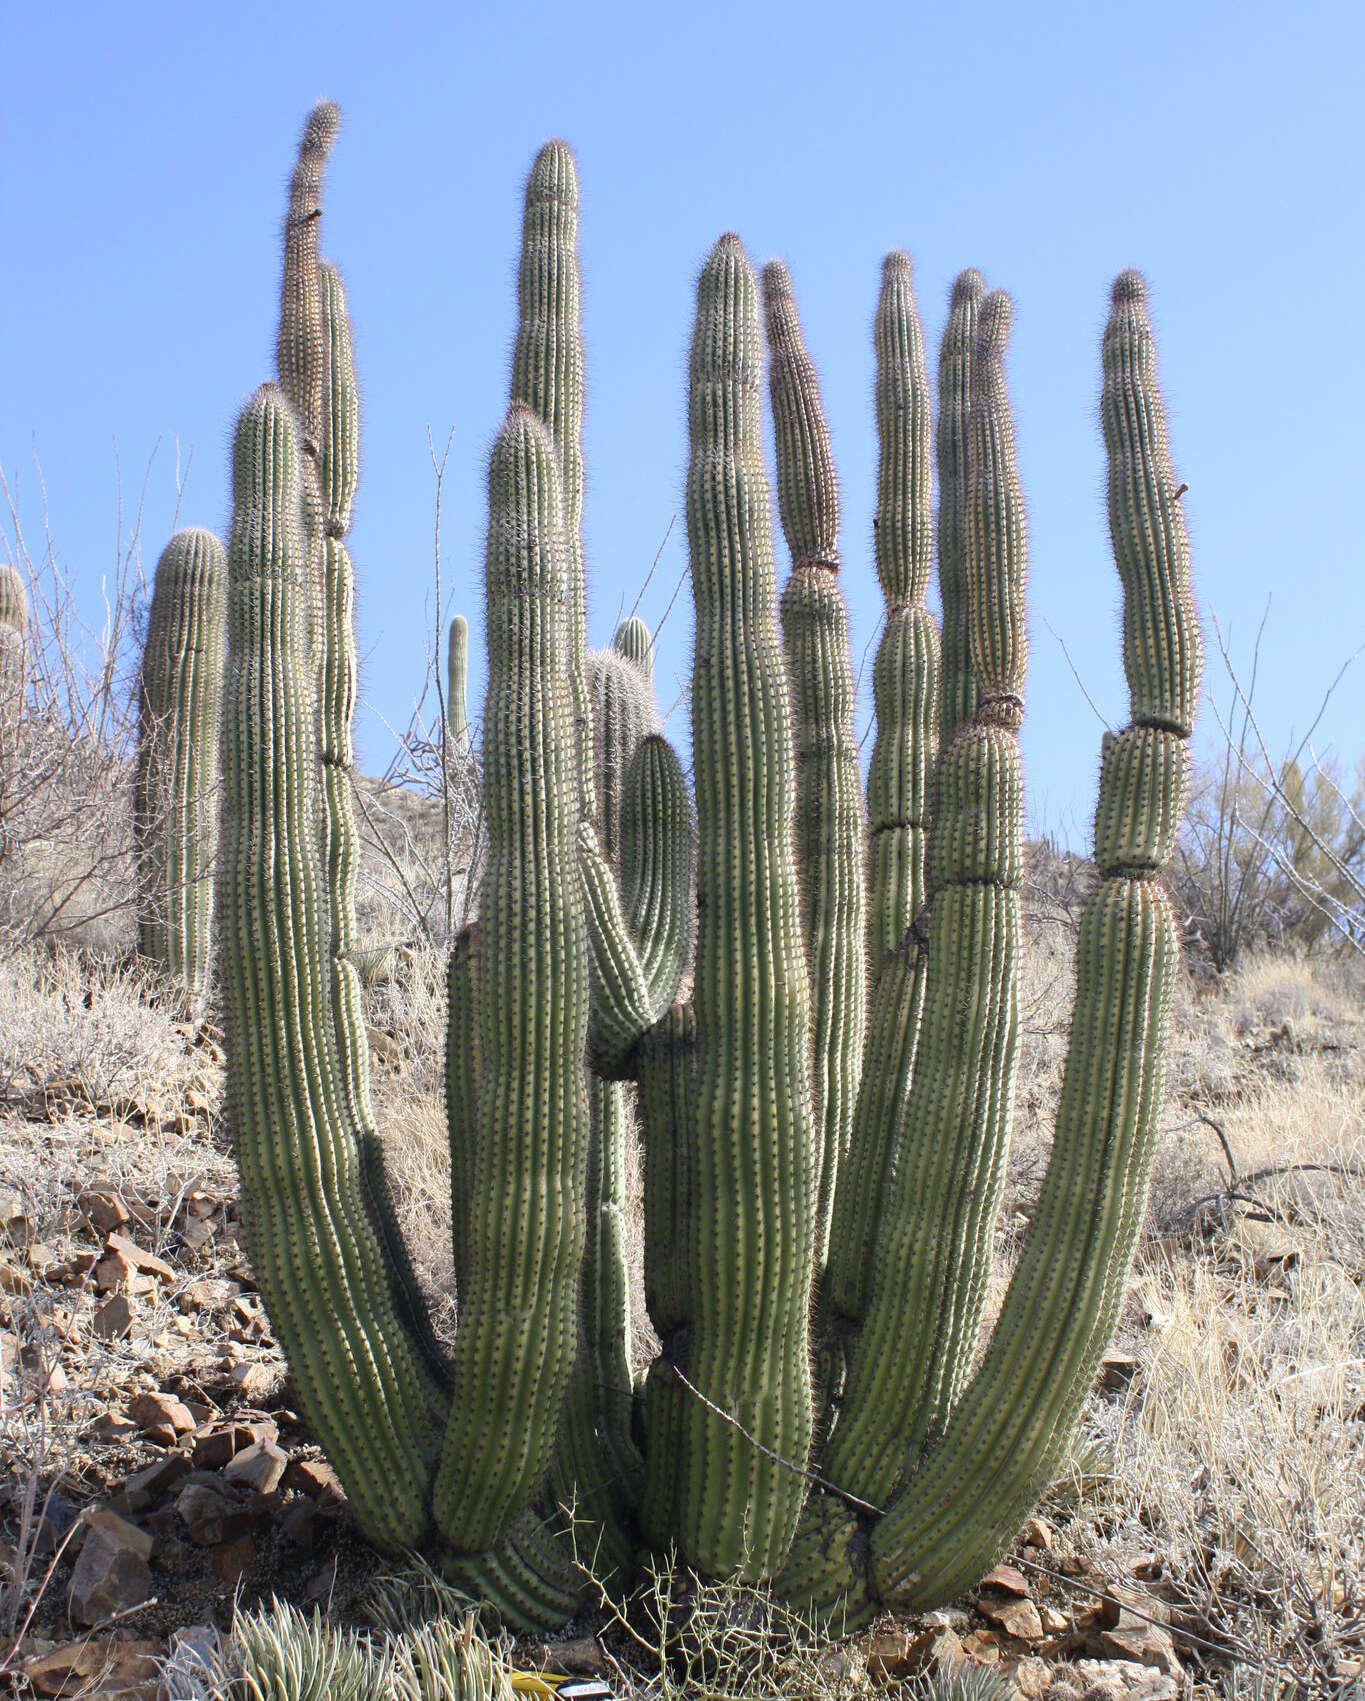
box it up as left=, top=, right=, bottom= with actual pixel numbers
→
left=0, top=565, right=26, bottom=760
left=447, top=614, right=470, bottom=755
left=134, top=529, right=227, bottom=993
left=218, top=111, right=1200, bottom=1633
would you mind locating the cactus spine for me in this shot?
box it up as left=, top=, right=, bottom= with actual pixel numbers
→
left=219, top=110, right=1200, bottom=1633
left=134, top=529, right=227, bottom=992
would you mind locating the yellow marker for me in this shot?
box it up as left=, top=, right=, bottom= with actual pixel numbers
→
left=509, top=1674, right=614, bottom=1700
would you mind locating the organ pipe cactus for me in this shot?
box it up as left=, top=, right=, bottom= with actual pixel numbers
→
left=219, top=107, right=1201, bottom=1632
left=134, top=529, right=227, bottom=993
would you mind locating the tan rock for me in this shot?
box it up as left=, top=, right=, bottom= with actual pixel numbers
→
left=129, top=1390, right=196, bottom=1436
left=979, top=1591, right=1045, bottom=1642
left=92, top=1294, right=135, bottom=1340
left=105, top=1233, right=174, bottom=1283
left=281, top=1456, right=343, bottom=1502
left=981, top=1562, right=1032, bottom=1596
left=79, top=1188, right=131, bottom=1235
left=24, top=1636, right=160, bottom=1697
left=1009, top=1655, right=1053, bottom=1698
left=1093, top=1618, right=1183, bottom=1679
left=223, top=1438, right=288, bottom=1495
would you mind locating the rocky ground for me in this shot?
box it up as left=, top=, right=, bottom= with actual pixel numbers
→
left=1, top=881, right=1362, bottom=1697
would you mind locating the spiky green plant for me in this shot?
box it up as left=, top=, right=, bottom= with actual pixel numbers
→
left=219, top=110, right=1200, bottom=1633
left=134, top=528, right=227, bottom=993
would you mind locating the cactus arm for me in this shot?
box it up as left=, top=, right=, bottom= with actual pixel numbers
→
left=639, top=235, right=817, bottom=1578
left=134, top=529, right=227, bottom=994
left=935, top=270, right=987, bottom=744
left=761, top=259, right=867, bottom=1270
left=579, top=739, right=694, bottom=1078
left=618, top=734, right=694, bottom=999
left=432, top=406, right=591, bottom=1552
left=447, top=613, right=471, bottom=754
left=612, top=612, right=653, bottom=686
left=870, top=270, right=1199, bottom=1611
left=219, top=387, right=437, bottom=1549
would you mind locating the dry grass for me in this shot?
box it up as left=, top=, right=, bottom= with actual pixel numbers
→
left=1039, top=952, right=1365, bottom=1686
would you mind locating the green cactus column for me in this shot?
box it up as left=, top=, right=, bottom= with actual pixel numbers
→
left=762, top=259, right=867, bottom=1271
left=870, top=270, right=1199, bottom=1610
left=433, top=405, right=592, bottom=1553
left=219, top=386, right=438, bottom=1551
left=278, top=100, right=339, bottom=542
left=0, top=565, right=28, bottom=756
left=315, top=256, right=449, bottom=1395
left=551, top=644, right=660, bottom=1558
left=823, top=253, right=938, bottom=1329
left=511, top=140, right=595, bottom=829
left=639, top=236, right=817, bottom=1578
left=612, top=613, right=652, bottom=686
left=134, top=528, right=227, bottom=994
left=829, top=293, right=1025, bottom=1505
left=936, top=270, right=987, bottom=745
left=447, top=613, right=471, bottom=755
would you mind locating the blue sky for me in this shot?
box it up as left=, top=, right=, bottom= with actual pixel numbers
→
left=4, top=0, right=1361, bottom=845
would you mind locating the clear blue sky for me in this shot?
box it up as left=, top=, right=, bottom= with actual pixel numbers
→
left=4, top=0, right=1361, bottom=845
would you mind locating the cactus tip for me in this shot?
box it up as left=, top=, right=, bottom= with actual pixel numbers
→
left=951, top=267, right=988, bottom=307
left=882, top=249, right=912, bottom=281
left=977, top=289, right=1013, bottom=353
left=303, top=100, right=341, bottom=150
left=761, top=257, right=793, bottom=295
left=1111, top=269, right=1147, bottom=307
left=527, top=139, right=579, bottom=201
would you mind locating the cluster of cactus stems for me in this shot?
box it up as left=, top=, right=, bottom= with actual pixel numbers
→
left=218, top=106, right=1200, bottom=1631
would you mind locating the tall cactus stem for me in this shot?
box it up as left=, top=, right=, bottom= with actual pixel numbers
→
left=762, top=258, right=867, bottom=1270
left=511, top=140, right=594, bottom=828
left=432, top=405, right=591, bottom=1551
left=823, top=253, right=937, bottom=1334
left=868, top=270, right=1200, bottom=1610
left=134, top=529, right=227, bottom=994
left=219, top=386, right=437, bottom=1550
left=864, top=253, right=939, bottom=967
left=639, top=236, right=817, bottom=1578
left=936, top=269, right=987, bottom=744
left=315, top=259, right=448, bottom=1397
left=447, top=613, right=471, bottom=755
left=277, top=101, right=339, bottom=551
left=822, top=290, right=1026, bottom=1517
